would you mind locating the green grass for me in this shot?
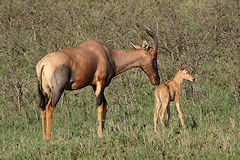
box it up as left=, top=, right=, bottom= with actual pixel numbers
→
left=1, top=78, right=239, bottom=159
left=0, top=0, right=239, bottom=159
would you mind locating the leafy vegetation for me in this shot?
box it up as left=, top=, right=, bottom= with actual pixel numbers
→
left=0, top=0, right=239, bottom=159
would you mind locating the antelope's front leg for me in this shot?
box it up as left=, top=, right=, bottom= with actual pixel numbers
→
left=95, top=81, right=105, bottom=137
left=97, top=104, right=103, bottom=137
left=97, top=97, right=108, bottom=136
left=176, top=101, right=184, bottom=127
left=102, top=96, right=108, bottom=129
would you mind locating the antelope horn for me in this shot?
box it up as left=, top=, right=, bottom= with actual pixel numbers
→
left=143, top=25, right=158, bottom=51
left=180, top=63, right=184, bottom=71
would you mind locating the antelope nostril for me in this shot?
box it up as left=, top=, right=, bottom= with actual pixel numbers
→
left=193, top=78, right=195, bottom=81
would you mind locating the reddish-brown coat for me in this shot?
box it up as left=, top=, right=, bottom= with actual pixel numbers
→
left=36, top=27, right=159, bottom=140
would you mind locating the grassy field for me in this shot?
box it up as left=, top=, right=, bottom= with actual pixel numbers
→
left=0, top=0, right=239, bottom=159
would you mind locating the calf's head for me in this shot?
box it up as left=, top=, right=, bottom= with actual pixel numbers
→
left=179, top=67, right=195, bottom=82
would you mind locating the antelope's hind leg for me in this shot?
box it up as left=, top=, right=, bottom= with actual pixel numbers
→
left=40, top=109, right=46, bottom=140
left=38, top=83, right=49, bottom=140
left=166, top=105, right=170, bottom=127
left=46, top=99, right=54, bottom=140
left=159, top=101, right=168, bottom=128
left=45, top=65, right=71, bottom=140
left=154, top=95, right=161, bottom=132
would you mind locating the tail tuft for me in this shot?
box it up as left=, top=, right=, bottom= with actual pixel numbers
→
left=37, top=65, right=47, bottom=109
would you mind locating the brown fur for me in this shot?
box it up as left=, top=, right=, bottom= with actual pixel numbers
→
left=36, top=27, right=160, bottom=140
left=154, top=67, right=194, bottom=132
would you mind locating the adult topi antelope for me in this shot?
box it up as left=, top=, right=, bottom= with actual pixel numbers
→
left=154, top=67, right=195, bottom=132
left=36, top=26, right=160, bottom=140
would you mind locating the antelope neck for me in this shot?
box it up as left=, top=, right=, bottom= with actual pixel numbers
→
left=112, top=49, right=144, bottom=75
left=172, top=71, right=184, bottom=88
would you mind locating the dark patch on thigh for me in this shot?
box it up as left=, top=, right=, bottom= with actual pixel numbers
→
left=51, top=65, right=71, bottom=88
left=51, top=65, right=71, bottom=107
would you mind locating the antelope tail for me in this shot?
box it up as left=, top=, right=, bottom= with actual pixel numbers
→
left=38, top=65, right=45, bottom=108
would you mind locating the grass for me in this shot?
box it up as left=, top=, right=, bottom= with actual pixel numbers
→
left=1, top=78, right=239, bottom=159
left=0, top=0, right=239, bottom=159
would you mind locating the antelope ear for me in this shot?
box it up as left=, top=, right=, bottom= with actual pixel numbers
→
left=142, top=40, right=150, bottom=51
left=131, top=42, right=142, bottom=49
